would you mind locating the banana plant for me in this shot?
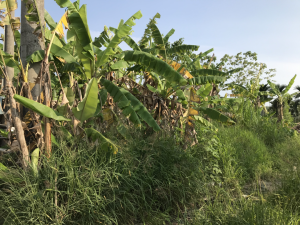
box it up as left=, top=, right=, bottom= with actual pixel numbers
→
left=266, top=75, right=297, bottom=123
left=225, top=64, right=272, bottom=113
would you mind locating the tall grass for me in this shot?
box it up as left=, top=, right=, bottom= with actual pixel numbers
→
left=1, top=103, right=300, bottom=224
left=0, top=130, right=210, bottom=224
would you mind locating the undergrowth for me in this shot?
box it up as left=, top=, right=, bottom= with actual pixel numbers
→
left=1, top=108, right=300, bottom=224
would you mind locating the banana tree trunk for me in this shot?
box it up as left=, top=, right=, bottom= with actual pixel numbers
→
left=21, top=0, right=45, bottom=100
left=277, top=102, right=284, bottom=123
left=4, top=11, right=15, bottom=84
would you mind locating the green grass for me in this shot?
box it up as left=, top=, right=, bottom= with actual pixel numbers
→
left=1, top=115, right=300, bottom=224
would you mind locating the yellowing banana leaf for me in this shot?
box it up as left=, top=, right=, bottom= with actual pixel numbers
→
left=72, top=78, right=98, bottom=122
left=123, top=51, right=187, bottom=86
left=14, top=94, right=70, bottom=121
left=169, top=61, right=193, bottom=78
left=85, top=128, right=118, bottom=154
left=189, top=108, right=199, bottom=116
left=54, top=11, right=69, bottom=38
left=5, top=0, right=17, bottom=12
left=102, top=108, right=114, bottom=124
left=190, top=88, right=201, bottom=103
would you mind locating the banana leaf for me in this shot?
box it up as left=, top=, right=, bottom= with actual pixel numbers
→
left=150, top=23, right=166, bottom=59
left=111, top=60, right=129, bottom=70
left=191, top=69, right=228, bottom=77
left=167, top=45, right=199, bottom=55
left=194, top=115, right=218, bottom=131
left=100, top=79, right=141, bottom=125
left=124, top=35, right=141, bottom=51
left=282, top=74, right=297, bottom=95
left=123, top=50, right=187, bottom=85
left=72, top=78, right=98, bottom=122
left=96, top=11, right=142, bottom=67
left=14, top=95, right=70, bottom=121
left=163, top=28, right=175, bottom=43
left=188, top=76, right=226, bottom=85
left=199, top=107, right=234, bottom=124
left=85, top=128, right=118, bottom=154
left=120, top=88, right=160, bottom=131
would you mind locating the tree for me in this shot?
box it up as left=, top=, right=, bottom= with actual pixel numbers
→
left=21, top=0, right=45, bottom=100
left=219, top=51, right=276, bottom=87
left=4, top=10, right=14, bottom=82
left=267, top=76, right=297, bottom=123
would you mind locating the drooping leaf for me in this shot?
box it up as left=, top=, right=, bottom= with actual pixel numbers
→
left=72, top=78, right=98, bottom=122
left=199, top=107, right=234, bottom=124
left=123, top=50, right=187, bottom=85
left=120, top=88, right=161, bottom=131
left=167, top=45, right=199, bottom=55
left=188, top=76, right=226, bottom=85
left=191, top=69, right=228, bottom=77
left=85, top=128, right=118, bottom=154
left=50, top=43, right=77, bottom=63
left=14, top=95, right=70, bottom=121
left=123, top=35, right=141, bottom=51
left=100, top=79, right=141, bottom=125
left=149, top=23, right=166, bottom=59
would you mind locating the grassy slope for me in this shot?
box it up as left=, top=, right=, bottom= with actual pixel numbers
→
left=1, top=119, right=300, bottom=224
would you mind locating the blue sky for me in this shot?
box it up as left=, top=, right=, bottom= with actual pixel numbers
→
left=13, top=0, right=300, bottom=91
